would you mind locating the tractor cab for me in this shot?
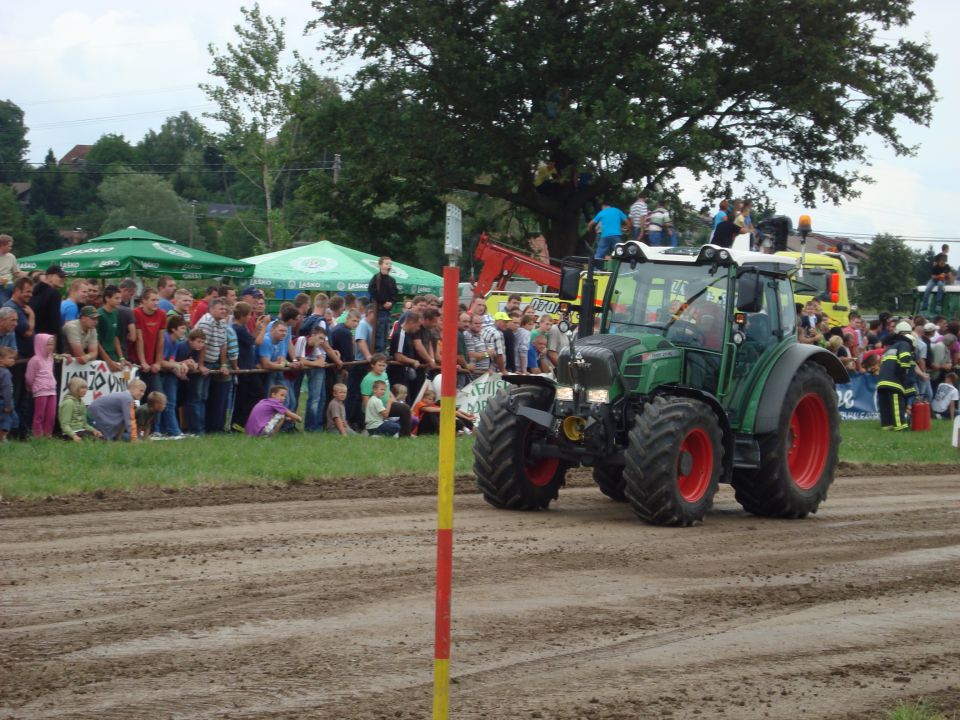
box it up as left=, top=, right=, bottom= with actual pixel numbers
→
left=579, top=242, right=797, bottom=404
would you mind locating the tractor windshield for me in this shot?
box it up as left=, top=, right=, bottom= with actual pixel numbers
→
left=603, top=262, right=731, bottom=351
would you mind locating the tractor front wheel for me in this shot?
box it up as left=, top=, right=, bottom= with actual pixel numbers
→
left=624, top=397, right=723, bottom=526
left=593, top=464, right=626, bottom=502
left=731, top=362, right=840, bottom=518
left=473, top=386, right=567, bottom=510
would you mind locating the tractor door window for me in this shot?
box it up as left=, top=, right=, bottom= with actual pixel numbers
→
left=777, top=278, right=795, bottom=336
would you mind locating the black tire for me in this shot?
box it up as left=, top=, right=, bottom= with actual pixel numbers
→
left=732, top=362, right=840, bottom=518
left=593, top=465, right=626, bottom=501
left=473, top=386, right=567, bottom=510
left=623, top=397, right=723, bottom=526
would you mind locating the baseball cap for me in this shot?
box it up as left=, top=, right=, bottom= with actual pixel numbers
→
left=494, top=311, right=511, bottom=321
left=240, top=286, right=263, bottom=298
left=79, top=305, right=98, bottom=318
left=895, top=320, right=912, bottom=334
left=923, top=322, right=938, bottom=333
left=45, top=264, right=66, bottom=278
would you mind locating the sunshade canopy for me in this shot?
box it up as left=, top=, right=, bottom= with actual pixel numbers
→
left=18, top=226, right=253, bottom=280
left=242, top=240, right=442, bottom=294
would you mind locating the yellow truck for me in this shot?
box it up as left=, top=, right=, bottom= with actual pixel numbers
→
left=776, top=251, right=851, bottom=327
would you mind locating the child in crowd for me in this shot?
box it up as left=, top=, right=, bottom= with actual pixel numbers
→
left=136, top=391, right=168, bottom=438
left=296, top=323, right=328, bottom=432
left=325, top=382, right=356, bottom=435
left=365, top=379, right=400, bottom=436
left=245, top=384, right=302, bottom=436
left=25, top=333, right=57, bottom=437
left=57, top=376, right=102, bottom=441
left=87, top=378, right=147, bottom=441
left=0, top=346, right=19, bottom=441
left=931, top=372, right=959, bottom=420
left=392, top=383, right=418, bottom=433
left=412, top=386, right=475, bottom=436
left=157, top=316, right=192, bottom=437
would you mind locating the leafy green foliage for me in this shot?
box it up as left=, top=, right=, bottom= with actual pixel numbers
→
left=857, top=234, right=923, bottom=312
left=27, top=210, right=61, bottom=253
left=0, top=100, right=29, bottom=183
left=310, top=0, right=936, bottom=257
left=98, top=172, right=201, bottom=245
left=0, top=185, right=34, bottom=254
left=201, top=3, right=321, bottom=250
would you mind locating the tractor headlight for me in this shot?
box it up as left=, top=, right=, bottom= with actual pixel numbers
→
left=587, top=388, right=609, bottom=403
left=613, top=245, right=626, bottom=258
left=555, top=386, right=574, bottom=401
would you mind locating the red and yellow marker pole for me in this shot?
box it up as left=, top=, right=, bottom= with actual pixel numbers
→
left=433, top=264, right=458, bottom=719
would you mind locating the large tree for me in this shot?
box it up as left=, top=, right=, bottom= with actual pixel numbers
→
left=311, top=0, right=936, bottom=257
left=201, top=3, right=313, bottom=251
left=98, top=172, right=201, bottom=246
left=0, top=100, right=29, bottom=183
left=857, top=234, right=921, bottom=312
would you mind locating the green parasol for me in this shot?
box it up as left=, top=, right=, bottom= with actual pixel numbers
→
left=242, top=240, right=442, bottom=294
left=17, top=226, right=253, bottom=280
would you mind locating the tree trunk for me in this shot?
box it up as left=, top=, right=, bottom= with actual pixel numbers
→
left=543, top=210, right=584, bottom=260
left=262, top=161, right=274, bottom=251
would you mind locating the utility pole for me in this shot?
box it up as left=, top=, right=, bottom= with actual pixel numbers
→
left=188, top=200, right=197, bottom=247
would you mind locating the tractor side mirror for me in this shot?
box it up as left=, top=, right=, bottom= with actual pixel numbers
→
left=736, top=271, right=763, bottom=313
left=559, top=266, right=580, bottom=301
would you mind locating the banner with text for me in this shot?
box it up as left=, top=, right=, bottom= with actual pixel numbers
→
left=59, top=361, right=139, bottom=406
left=836, top=372, right=879, bottom=420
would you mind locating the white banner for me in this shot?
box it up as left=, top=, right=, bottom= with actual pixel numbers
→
left=59, top=360, right=139, bottom=406
left=455, top=373, right=508, bottom=420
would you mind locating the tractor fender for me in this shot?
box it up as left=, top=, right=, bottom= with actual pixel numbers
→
left=503, top=374, right=558, bottom=392
left=753, top=345, right=849, bottom=434
left=656, top=386, right=734, bottom=483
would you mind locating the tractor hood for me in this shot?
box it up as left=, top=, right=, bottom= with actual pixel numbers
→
left=556, top=334, right=646, bottom=388
left=556, top=333, right=684, bottom=396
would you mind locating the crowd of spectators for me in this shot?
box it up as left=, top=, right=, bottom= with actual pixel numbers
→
left=0, top=242, right=570, bottom=442
left=800, top=300, right=960, bottom=424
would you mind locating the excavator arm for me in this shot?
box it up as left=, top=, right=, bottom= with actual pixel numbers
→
left=472, top=232, right=562, bottom=297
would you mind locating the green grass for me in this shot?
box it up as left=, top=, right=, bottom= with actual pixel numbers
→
left=0, top=420, right=956, bottom=500
left=838, top=419, right=958, bottom=464
left=888, top=699, right=949, bottom=720
left=0, top=433, right=476, bottom=500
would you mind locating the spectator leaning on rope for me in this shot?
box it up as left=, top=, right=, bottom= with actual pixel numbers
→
left=62, top=306, right=100, bottom=365
left=190, top=298, right=230, bottom=434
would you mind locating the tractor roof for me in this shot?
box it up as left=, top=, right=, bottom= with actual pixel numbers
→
left=614, top=241, right=797, bottom=271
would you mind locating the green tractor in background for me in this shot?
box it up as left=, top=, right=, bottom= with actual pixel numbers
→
left=473, top=240, right=848, bottom=526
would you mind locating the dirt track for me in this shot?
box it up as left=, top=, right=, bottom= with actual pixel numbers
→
left=2, top=472, right=960, bottom=719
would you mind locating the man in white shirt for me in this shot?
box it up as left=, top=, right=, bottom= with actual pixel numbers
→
left=628, top=194, right=647, bottom=240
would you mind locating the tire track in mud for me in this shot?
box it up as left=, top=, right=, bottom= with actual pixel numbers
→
left=2, top=475, right=960, bottom=719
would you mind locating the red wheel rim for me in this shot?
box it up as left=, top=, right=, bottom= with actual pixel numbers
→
left=522, top=423, right=559, bottom=487
left=677, top=427, right=713, bottom=502
left=526, top=456, right=560, bottom=487
left=787, top=393, right=829, bottom=490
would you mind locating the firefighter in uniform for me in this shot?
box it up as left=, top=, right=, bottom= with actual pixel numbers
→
left=876, top=320, right=919, bottom=430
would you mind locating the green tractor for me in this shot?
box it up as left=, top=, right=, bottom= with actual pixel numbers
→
left=473, top=241, right=848, bottom=526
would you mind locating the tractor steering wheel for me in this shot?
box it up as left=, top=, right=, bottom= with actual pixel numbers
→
left=665, top=319, right=707, bottom=346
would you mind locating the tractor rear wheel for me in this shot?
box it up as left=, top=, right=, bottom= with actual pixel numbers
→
left=732, top=362, right=840, bottom=518
left=593, top=464, right=626, bottom=502
left=473, top=386, right=567, bottom=510
left=624, top=397, right=723, bottom=526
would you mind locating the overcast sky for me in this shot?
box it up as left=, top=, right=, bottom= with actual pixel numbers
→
left=3, top=1, right=957, bottom=252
